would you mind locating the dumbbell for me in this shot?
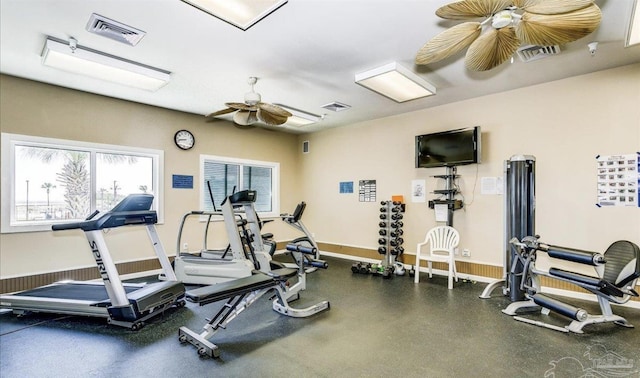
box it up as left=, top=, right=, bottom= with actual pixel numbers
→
left=379, top=221, right=387, bottom=227
left=380, top=201, right=389, bottom=206
left=379, top=214, right=387, bottom=220
left=378, top=238, right=387, bottom=245
left=379, top=207, right=387, bottom=213
left=389, top=238, right=403, bottom=247
left=390, top=229, right=403, bottom=237
left=391, top=221, right=403, bottom=228
left=391, top=206, right=402, bottom=213
left=391, top=213, right=403, bottom=220
left=379, top=229, right=387, bottom=236
left=378, top=246, right=387, bottom=255
left=392, top=201, right=401, bottom=206
left=391, top=246, right=404, bottom=255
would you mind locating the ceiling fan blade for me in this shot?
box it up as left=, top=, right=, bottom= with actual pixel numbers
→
left=257, top=102, right=292, bottom=118
left=233, top=110, right=259, bottom=126
left=258, top=109, right=289, bottom=126
left=465, top=27, right=520, bottom=71
left=205, top=107, right=235, bottom=118
left=416, top=22, right=481, bottom=65
left=226, top=102, right=258, bottom=111
left=512, top=0, right=541, bottom=8
left=436, top=0, right=512, bottom=20
left=516, top=4, right=601, bottom=46
left=522, top=0, right=594, bottom=15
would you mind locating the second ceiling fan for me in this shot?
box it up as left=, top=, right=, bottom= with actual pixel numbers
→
left=206, top=77, right=292, bottom=126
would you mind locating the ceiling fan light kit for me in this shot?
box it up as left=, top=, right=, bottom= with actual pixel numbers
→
left=41, top=36, right=171, bottom=91
left=416, top=0, right=602, bottom=71
left=180, top=0, right=287, bottom=30
left=355, top=62, right=436, bottom=103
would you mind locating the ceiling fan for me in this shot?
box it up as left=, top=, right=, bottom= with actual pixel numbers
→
left=206, top=77, right=292, bottom=126
left=416, top=0, right=602, bottom=71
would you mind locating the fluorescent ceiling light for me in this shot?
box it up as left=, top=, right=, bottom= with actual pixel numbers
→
left=181, top=0, right=287, bottom=30
left=41, top=37, right=171, bottom=91
left=274, top=104, right=323, bottom=126
left=355, top=62, right=436, bottom=103
left=626, top=0, right=640, bottom=47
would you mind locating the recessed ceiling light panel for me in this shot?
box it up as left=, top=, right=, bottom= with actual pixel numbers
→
left=181, top=0, right=288, bottom=30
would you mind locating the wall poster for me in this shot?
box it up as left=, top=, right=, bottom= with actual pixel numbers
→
left=596, top=153, right=639, bottom=207
left=359, top=180, right=376, bottom=202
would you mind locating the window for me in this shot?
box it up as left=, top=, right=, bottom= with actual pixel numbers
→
left=1, top=133, right=163, bottom=233
left=200, top=154, right=279, bottom=216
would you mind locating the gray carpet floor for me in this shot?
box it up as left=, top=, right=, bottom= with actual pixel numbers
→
left=1, top=255, right=639, bottom=377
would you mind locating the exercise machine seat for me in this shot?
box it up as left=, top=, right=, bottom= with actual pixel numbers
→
left=186, top=268, right=297, bottom=305
left=414, top=226, right=459, bottom=289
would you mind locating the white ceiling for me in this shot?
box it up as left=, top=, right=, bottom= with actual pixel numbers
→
left=1, top=0, right=639, bottom=134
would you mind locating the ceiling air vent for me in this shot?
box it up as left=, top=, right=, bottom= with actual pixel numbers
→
left=321, top=101, right=351, bottom=112
left=516, top=45, right=561, bottom=63
left=86, top=14, right=146, bottom=46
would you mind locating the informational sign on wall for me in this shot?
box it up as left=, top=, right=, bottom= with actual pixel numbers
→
left=596, top=153, right=639, bottom=207
left=339, top=181, right=354, bottom=194
left=411, top=179, right=426, bottom=203
left=359, top=180, right=376, bottom=202
left=172, top=174, right=194, bottom=189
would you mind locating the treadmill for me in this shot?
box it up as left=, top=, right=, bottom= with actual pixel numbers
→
left=0, top=194, right=185, bottom=330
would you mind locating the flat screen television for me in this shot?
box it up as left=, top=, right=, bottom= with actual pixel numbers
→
left=415, top=126, right=481, bottom=168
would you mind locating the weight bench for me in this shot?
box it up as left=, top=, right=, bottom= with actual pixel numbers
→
left=503, top=236, right=640, bottom=333
left=178, top=268, right=330, bottom=358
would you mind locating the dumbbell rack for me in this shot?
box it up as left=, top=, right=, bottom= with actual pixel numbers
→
left=351, top=200, right=405, bottom=278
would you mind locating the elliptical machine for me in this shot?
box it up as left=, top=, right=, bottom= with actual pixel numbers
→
left=171, top=190, right=275, bottom=285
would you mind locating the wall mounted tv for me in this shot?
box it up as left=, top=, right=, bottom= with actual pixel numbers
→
left=415, top=126, right=481, bottom=168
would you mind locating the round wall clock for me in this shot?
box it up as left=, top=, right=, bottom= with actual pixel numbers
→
left=174, top=129, right=195, bottom=150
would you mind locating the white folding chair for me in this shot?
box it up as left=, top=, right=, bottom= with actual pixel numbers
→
left=414, top=226, right=459, bottom=289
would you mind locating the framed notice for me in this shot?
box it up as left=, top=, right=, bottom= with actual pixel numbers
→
left=596, top=153, right=639, bottom=207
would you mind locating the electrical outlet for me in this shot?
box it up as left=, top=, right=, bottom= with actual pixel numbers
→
left=462, top=248, right=470, bottom=257
left=183, top=243, right=188, bottom=252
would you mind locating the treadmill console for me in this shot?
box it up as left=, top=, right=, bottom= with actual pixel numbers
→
left=228, top=190, right=257, bottom=204
left=53, top=194, right=157, bottom=232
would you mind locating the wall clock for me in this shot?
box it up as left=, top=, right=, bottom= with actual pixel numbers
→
left=174, top=129, right=195, bottom=150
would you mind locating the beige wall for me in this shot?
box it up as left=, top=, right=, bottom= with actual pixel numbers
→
left=0, top=75, right=301, bottom=277
left=2, top=64, right=639, bottom=279
left=297, top=64, right=640, bottom=268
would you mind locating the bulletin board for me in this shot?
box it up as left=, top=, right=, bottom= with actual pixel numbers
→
left=596, top=153, right=639, bottom=207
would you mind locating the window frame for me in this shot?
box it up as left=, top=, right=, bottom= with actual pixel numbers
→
left=200, top=154, right=280, bottom=218
left=1, top=132, right=164, bottom=233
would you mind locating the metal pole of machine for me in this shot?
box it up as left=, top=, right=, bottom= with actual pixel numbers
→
left=506, top=155, right=535, bottom=302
